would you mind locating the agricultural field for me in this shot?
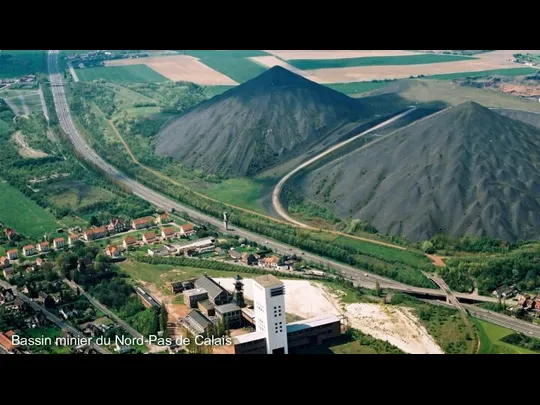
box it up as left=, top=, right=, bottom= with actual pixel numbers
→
left=106, top=55, right=237, bottom=85
left=184, top=50, right=269, bottom=59
left=197, top=56, right=268, bottom=84
left=398, top=79, right=540, bottom=112
left=425, top=67, right=539, bottom=81
left=0, top=180, right=62, bottom=239
left=0, top=50, right=46, bottom=78
left=76, top=65, right=168, bottom=83
left=264, top=50, right=420, bottom=60
left=472, top=318, right=537, bottom=354
left=288, top=54, right=476, bottom=70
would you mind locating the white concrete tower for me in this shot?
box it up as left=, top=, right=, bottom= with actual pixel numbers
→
left=253, top=274, right=288, bottom=354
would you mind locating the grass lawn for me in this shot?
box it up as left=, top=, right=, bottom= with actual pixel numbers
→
left=0, top=180, right=62, bottom=239
left=106, top=83, right=158, bottom=108
left=119, top=259, right=270, bottom=288
left=0, top=50, right=47, bottom=78
left=0, top=245, right=6, bottom=256
left=24, top=326, right=72, bottom=354
left=198, top=57, right=268, bottom=83
left=111, top=106, right=161, bottom=119
left=76, top=65, right=168, bottom=83
left=296, top=330, right=402, bottom=354
left=325, top=81, right=392, bottom=96
left=288, top=54, right=476, bottom=70
left=46, top=185, right=116, bottom=210
left=203, top=178, right=271, bottom=213
left=425, top=67, right=539, bottom=81
left=472, top=318, right=537, bottom=354
left=330, top=235, right=429, bottom=267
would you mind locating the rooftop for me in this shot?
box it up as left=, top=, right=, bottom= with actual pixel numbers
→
left=286, top=314, right=341, bottom=334
left=215, top=303, right=241, bottom=314
left=184, top=288, right=207, bottom=297
left=232, top=331, right=266, bottom=345
left=254, top=274, right=283, bottom=289
left=198, top=299, right=215, bottom=310
left=186, top=310, right=212, bottom=330
left=195, top=275, right=229, bottom=300
left=177, top=238, right=215, bottom=250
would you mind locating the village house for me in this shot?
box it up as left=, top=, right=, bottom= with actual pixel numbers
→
left=132, top=216, right=154, bottom=230
left=3, top=267, right=15, bottom=280
left=4, top=228, right=17, bottom=240
left=68, top=234, right=79, bottom=245
left=0, top=288, right=15, bottom=305
left=6, top=249, right=18, bottom=261
left=179, top=223, right=195, bottom=237
left=123, top=236, right=138, bottom=249
left=105, top=245, right=120, bottom=258
left=38, top=291, right=55, bottom=308
left=107, top=217, right=127, bottom=233
left=229, top=249, right=242, bottom=261
left=37, top=241, right=50, bottom=253
left=13, top=297, right=26, bottom=311
left=161, top=227, right=175, bottom=240
left=83, top=226, right=108, bottom=241
left=142, top=232, right=157, bottom=244
left=242, top=252, right=258, bottom=266
left=0, top=331, right=18, bottom=353
left=0, top=256, right=9, bottom=268
left=53, top=237, right=65, bottom=249
left=258, top=256, right=280, bottom=270
left=156, top=213, right=172, bottom=225
left=22, top=245, right=36, bottom=256
left=35, top=257, right=44, bottom=267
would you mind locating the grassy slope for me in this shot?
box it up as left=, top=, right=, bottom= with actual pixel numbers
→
left=288, top=54, right=476, bottom=70
left=0, top=180, right=62, bottom=239
left=472, top=318, right=536, bottom=354
left=76, top=65, right=168, bottom=83
left=325, top=81, right=392, bottom=96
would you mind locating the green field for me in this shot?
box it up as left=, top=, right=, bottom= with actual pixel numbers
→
left=0, top=180, right=62, bottom=239
left=0, top=245, right=6, bottom=256
left=120, top=259, right=267, bottom=288
left=472, top=318, right=536, bottom=354
left=199, top=57, right=268, bottom=83
left=325, top=81, right=392, bottom=96
left=184, top=50, right=269, bottom=59
left=425, top=67, right=539, bottom=81
left=0, top=50, right=46, bottom=78
left=46, top=184, right=116, bottom=210
left=288, top=54, right=476, bottom=70
left=76, top=65, right=168, bottom=83
left=202, top=178, right=271, bottom=213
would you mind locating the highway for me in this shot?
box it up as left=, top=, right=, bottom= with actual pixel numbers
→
left=0, top=279, right=110, bottom=354
left=46, top=50, right=497, bottom=304
left=463, top=304, right=540, bottom=338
